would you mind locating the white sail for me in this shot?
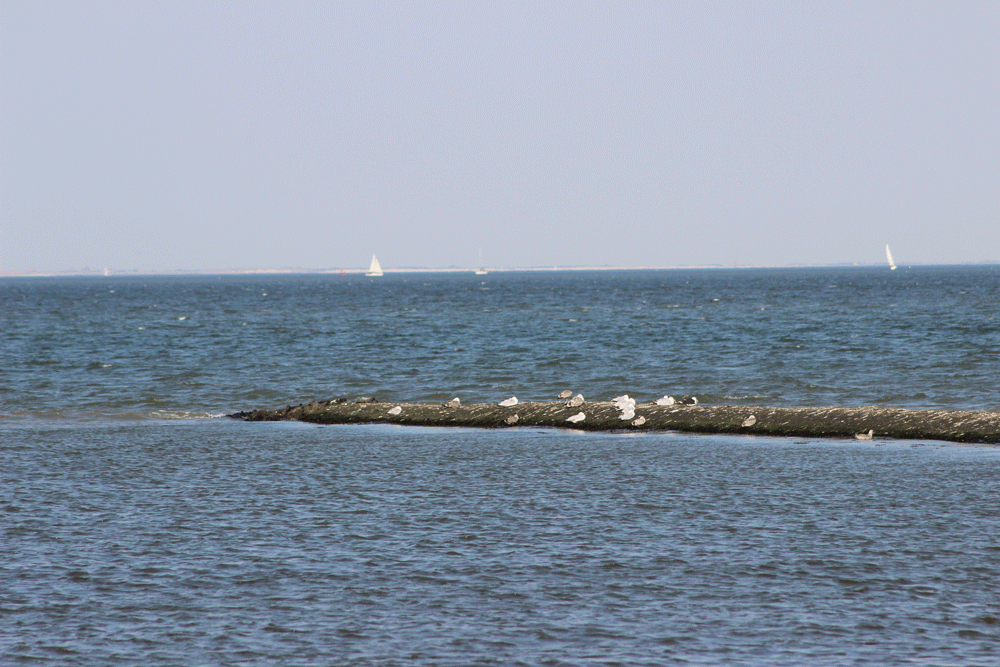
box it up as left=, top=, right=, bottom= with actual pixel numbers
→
left=366, top=254, right=383, bottom=277
left=475, top=248, right=488, bottom=275
left=885, top=244, right=897, bottom=271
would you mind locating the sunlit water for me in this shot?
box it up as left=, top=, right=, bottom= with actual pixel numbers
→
left=3, top=267, right=1000, bottom=664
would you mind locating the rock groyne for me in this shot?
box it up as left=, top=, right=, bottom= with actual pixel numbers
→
left=230, top=400, right=1000, bottom=444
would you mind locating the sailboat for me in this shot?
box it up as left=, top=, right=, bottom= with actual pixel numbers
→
left=475, top=248, right=488, bottom=275
left=885, top=244, right=897, bottom=271
left=366, top=254, right=383, bottom=277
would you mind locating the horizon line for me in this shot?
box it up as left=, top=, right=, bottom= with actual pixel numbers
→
left=3, top=260, right=999, bottom=278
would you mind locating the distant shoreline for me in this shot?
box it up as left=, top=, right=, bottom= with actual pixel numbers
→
left=3, top=262, right=998, bottom=279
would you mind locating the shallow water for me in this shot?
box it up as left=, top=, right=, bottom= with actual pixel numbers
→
left=3, top=419, right=1000, bottom=665
left=3, top=267, right=1000, bottom=664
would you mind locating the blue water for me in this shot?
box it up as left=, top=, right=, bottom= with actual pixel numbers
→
left=3, top=267, right=1000, bottom=664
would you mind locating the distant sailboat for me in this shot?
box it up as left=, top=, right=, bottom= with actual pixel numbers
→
left=885, top=244, right=897, bottom=271
left=475, top=248, right=488, bottom=275
left=366, top=254, right=383, bottom=277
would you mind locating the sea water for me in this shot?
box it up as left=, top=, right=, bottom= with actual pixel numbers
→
left=2, top=267, right=1000, bottom=664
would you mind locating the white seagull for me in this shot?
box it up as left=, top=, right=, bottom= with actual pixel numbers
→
left=566, top=394, right=585, bottom=408
left=566, top=412, right=586, bottom=423
left=388, top=406, right=402, bottom=415
left=742, top=415, right=756, bottom=427
left=855, top=429, right=874, bottom=441
left=612, top=395, right=636, bottom=410
left=655, top=395, right=675, bottom=406
left=632, top=416, right=646, bottom=427
left=499, top=396, right=518, bottom=407
left=612, top=395, right=637, bottom=422
left=445, top=397, right=461, bottom=408
left=505, top=414, right=520, bottom=425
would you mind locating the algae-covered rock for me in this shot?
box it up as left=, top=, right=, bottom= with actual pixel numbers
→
left=229, top=400, right=1000, bottom=444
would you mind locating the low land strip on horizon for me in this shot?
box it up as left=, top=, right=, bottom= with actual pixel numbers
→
left=6, top=261, right=998, bottom=278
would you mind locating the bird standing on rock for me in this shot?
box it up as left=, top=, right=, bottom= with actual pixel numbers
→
left=566, top=394, right=585, bottom=408
left=613, top=395, right=637, bottom=421
left=444, top=397, right=461, bottom=408
left=558, top=390, right=573, bottom=399
left=499, top=396, right=518, bottom=407
left=681, top=396, right=698, bottom=405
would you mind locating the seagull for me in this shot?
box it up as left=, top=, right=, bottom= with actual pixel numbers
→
left=558, top=389, right=573, bottom=399
left=632, top=416, right=646, bottom=427
left=566, top=412, right=586, bottom=423
left=566, top=394, right=585, bottom=408
left=444, top=397, right=461, bottom=408
left=499, top=396, right=518, bottom=407
left=612, top=395, right=636, bottom=410
left=681, top=396, right=698, bottom=405
left=388, top=406, right=402, bottom=415
left=742, top=415, right=756, bottom=427
left=505, top=414, right=519, bottom=425
left=619, top=408, right=636, bottom=421
left=654, top=395, right=675, bottom=406
left=855, top=429, right=874, bottom=441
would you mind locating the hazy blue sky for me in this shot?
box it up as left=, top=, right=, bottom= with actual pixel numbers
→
left=3, top=1, right=998, bottom=273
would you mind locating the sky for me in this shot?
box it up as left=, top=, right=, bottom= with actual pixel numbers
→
left=3, top=1, right=999, bottom=273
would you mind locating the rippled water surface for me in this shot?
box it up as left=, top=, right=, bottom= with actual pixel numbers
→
left=3, top=268, right=1000, bottom=664
left=3, top=266, right=1000, bottom=416
left=4, top=420, right=1000, bottom=665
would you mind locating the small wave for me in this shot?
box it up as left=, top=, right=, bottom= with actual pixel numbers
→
left=146, top=410, right=227, bottom=420
left=719, top=393, right=780, bottom=403
left=0, top=409, right=227, bottom=423
left=85, top=361, right=116, bottom=370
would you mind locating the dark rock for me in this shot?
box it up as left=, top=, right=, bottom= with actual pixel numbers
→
left=228, top=401, right=1000, bottom=444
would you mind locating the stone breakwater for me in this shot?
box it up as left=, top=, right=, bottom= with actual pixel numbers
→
left=230, top=400, right=1000, bottom=444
